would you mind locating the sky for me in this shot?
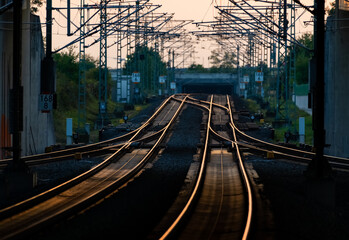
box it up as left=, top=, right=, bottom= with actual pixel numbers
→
left=37, top=0, right=333, bottom=68
left=151, top=0, right=216, bottom=25
left=147, top=0, right=218, bottom=66
left=38, top=0, right=220, bottom=68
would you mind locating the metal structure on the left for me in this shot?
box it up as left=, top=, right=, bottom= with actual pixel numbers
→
left=98, top=0, right=108, bottom=127
left=77, top=0, right=87, bottom=136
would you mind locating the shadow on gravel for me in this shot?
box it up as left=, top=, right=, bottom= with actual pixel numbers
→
left=248, top=155, right=349, bottom=240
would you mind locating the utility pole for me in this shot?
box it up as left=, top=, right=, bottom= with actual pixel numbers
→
left=98, top=0, right=108, bottom=127
left=42, top=0, right=55, bottom=95
left=276, top=0, right=289, bottom=125
left=11, top=0, right=24, bottom=170
left=307, top=0, right=332, bottom=178
left=116, top=4, right=122, bottom=102
left=77, top=0, right=87, bottom=139
left=167, top=49, right=171, bottom=94
left=172, top=50, right=175, bottom=92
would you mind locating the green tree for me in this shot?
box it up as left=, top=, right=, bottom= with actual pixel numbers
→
left=123, top=45, right=167, bottom=95
left=209, top=49, right=237, bottom=72
left=187, top=64, right=208, bottom=73
left=53, top=48, right=103, bottom=109
left=295, top=33, right=313, bottom=84
left=53, top=48, right=79, bottom=110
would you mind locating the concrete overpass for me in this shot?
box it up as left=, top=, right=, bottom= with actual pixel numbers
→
left=175, top=73, right=238, bottom=95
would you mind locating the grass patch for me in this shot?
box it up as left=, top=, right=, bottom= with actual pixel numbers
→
left=53, top=96, right=149, bottom=144
left=245, top=99, right=262, bottom=114
left=125, top=104, right=150, bottom=119
left=242, top=98, right=313, bottom=145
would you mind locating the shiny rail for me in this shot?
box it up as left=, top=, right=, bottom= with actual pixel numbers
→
left=0, top=96, right=183, bottom=217
left=0, top=96, right=189, bottom=239
left=160, top=95, right=213, bottom=240
left=181, top=95, right=349, bottom=169
left=0, top=95, right=176, bottom=168
left=226, top=95, right=253, bottom=240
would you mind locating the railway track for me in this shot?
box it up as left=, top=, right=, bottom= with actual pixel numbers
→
left=1, top=93, right=348, bottom=239
left=0, top=95, right=188, bottom=240
left=230, top=119, right=349, bottom=170
left=176, top=95, right=349, bottom=170
left=0, top=95, right=179, bottom=169
left=160, top=95, right=253, bottom=240
left=159, top=94, right=348, bottom=239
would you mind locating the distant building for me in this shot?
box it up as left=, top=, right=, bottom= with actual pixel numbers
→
left=110, top=69, right=132, bottom=103
left=293, top=84, right=311, bottom=115
left=0, top=1, right=55, bottom=158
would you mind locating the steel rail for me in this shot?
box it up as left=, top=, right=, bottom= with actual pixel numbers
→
left=230, top=122, right=349, bottom=164
left=185, top=95, right=253, bottom=239
left=203, top=100, right=349, bottom=170
left=171, top=96, right=210, bottom=111
left=172, top=95, right=229, bottom=113
left=156, top=97, right=184, bottom=126
left=0, top=126, right=138, bottom=220
left=160, top=95, right=213, bottom=240
left=226, top=95, right=253, bottom=240
left=235, top=141, right=349, bottom=171
left=0, top=96, right=189, bottom=239
left=183, top=96, right=348, bottom=165
left=187, top=96, right=229, bottom=111
left=172, top=95, right=256, bottom=238
left=0, top=95, right=179, bottom=219
left=11, top=127, right=167, bottom=168
left=176, top=95, right=322, bottom=162
left=0, top=96, right=175, bottom=167
left=193, top=93, right=349, bottom=164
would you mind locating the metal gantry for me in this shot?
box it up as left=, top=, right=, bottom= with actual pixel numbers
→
left=42, top=0, right=328, bottom=177
left=116, top=4, right=123, bottom=102
left=98, top=0, right=108, bottom=127
left=192, top=0, right=309, bottom=125
left=50, top=0, right=218, bottom=131
left=77, top=0, right=87, bottom=134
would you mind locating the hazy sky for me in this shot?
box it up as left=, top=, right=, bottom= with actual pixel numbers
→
left=151, top=0, right=216, bottom=24
left=38, top=0, right=219, bottom=67
left=37, top=0, right=329, bottom=68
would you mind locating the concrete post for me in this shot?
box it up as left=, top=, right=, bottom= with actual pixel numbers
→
left=66, top=118, right=73, bottom=145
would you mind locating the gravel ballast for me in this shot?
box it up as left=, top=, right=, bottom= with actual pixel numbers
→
left=4, top=95, right=349, bottom=239
left=247, top=155, right=349, bottom=240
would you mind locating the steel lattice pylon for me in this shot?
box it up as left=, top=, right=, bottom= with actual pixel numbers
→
left=77, top=0, right=86, bottom=133
left=98, top=0, right=108, bottom=127
left=276, top=0, right=288, bottom=122
left=116, top=5, right=122, bottom=102
left=276, top=0, right=296, bottom=125
left=50, top=0, right=191, bottom=128
left=289, top=1, right=296, bottom=103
